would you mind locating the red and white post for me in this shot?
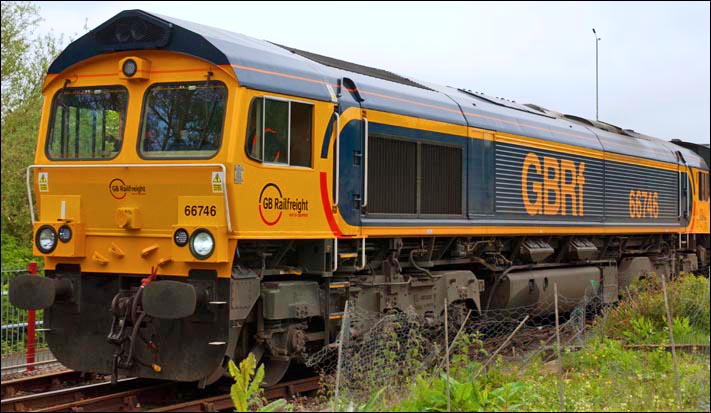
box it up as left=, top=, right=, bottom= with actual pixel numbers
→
left=26, top=261, right=38, bottom=372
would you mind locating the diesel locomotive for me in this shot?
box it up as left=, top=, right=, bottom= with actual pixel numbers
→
left=9, top=10, right=710, bottom=386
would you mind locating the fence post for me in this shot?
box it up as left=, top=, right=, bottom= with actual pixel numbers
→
left=660, top=273, right=683, bottom=410
left=26, top=261, right=38, bottom=372
left=333, top=300, right=349, bottom=412
left=554, top=283, right=565, bottom=412
left=444, top=298, right=451, bottom=413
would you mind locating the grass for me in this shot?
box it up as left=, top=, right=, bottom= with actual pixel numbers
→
left=329, top=274, right=710, bottom=412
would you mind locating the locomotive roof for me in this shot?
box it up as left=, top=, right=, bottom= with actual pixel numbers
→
left=48, top=9, right=707, bottom=170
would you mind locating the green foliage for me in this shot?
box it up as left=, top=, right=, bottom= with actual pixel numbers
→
left=1, top=235, right=35, bottom=268
left=334, top=275, right=710, bottom=412
left=227, top=353, right=290, bottom=412
left=393, top=374, right=525, bottom=412
left=2, top=1, right=63, bottom=262
left=332, top=387, right=386, bottom=412
left=389, top=335, right=708, bottom=412
left=622, top=316, right=666, bottom=344
left=592, top=274, right=710, bottom=345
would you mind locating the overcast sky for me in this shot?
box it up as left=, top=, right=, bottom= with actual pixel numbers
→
left=35, top=1, right=710, bottom=144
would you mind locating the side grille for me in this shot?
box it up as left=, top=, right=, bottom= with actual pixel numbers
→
left=368, top=137, right=417, bottom=214
left=367, top=136, right=463, bottom=216
left=421, top=144, right=463, bottom=215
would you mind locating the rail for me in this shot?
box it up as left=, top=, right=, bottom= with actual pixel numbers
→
left=1, top=374, right=321, bottom=412
left=2, top=369, right=82, bottom=399
left=148, top=376, right=321, bottom=412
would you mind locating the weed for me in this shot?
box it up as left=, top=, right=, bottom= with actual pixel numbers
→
left=227, top=354, right=290, bottom=412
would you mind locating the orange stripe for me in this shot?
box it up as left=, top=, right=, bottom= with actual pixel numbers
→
left=146, top=68, right=211, bottom=74
left=361, top=225, right=696, bottom=237
left=72, top=67, right=213, bottom=79
left=231, top=64, right=331, bottom=86
left=75, top=71, right=120, bottom=78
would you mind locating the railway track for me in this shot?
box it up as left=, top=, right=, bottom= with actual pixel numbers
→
left=149, top=376, right=322, bottom=412
left=1, top=373, right=321, bottom=412
left=1, top=375, right=156, bottom=412
left=1, top=370, right=83, bottom=399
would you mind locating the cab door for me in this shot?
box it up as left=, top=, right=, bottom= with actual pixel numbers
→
left=333, top=78, right=364, bottom=236
left=677, top=151, right=692, bottom=225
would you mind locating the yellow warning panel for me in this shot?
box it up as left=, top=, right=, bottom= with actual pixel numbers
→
left=38, top=172, right=49, bottom=192
left=212, top=172, right=224, bottom=193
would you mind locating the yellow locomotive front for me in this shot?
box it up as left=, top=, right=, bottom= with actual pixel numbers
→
left=14, top=51, right=245, bottom=383
left=32, top=52, right=238, bottom=277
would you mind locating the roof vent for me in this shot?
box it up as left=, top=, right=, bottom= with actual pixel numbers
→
left=273, top=43, right=433, bottom=91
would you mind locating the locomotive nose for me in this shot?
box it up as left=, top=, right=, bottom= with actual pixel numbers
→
left=9, top=275, right=73, bottom=310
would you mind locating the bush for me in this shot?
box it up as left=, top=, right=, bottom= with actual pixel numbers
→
left=338, top=274, right=710, bottom=412
left=592, top=274, right=710, bottom=345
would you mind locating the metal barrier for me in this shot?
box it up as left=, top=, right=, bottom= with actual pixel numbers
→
left=1, top=263, right=59, bottom=376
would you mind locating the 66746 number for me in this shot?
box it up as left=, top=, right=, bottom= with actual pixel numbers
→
left=184, top=205, right=217, bottom=217
left=629, top=190, right=659, bottom=219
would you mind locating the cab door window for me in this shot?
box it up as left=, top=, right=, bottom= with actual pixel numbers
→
left=699, top=171, right=710, bottom=201
left=245, top=97, right=313, bottom=167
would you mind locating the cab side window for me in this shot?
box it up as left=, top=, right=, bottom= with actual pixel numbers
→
left=245, top=97, right=313, bottom=167
left=699, top=172, right=710, bottom=201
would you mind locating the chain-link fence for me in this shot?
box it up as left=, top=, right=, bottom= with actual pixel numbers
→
left=308, top=272, right=710, bottom=411
left=1, top=264, right=59, bottom=377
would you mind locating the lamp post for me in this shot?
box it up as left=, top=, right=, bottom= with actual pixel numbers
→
left=592, top=28, right=601, bottom=121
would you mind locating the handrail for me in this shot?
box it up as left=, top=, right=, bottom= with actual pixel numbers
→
left=333, top=112, right=341, bottom=208
left=332, top=238, right=338, bottom=273
left=26, top=163, right=233, bottom=233
left=355, top=237, right=367, bottom=271
left=362, top=116, right=369, bottom=208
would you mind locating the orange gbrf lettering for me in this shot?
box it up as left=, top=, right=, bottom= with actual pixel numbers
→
left=521, top=152, right=586, bottom=217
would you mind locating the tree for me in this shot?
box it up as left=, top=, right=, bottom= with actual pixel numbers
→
left=1, top=1, right=62, bottom=263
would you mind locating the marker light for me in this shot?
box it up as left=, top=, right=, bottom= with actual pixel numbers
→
left=122, top=59, right=137, bottom=77
left=36, top=225, right=58, bottom=254
left=189, top=229, right=214, bottom=260
left=58, top=225, right=72, bottom=243
left=174, top=228, right=189, bottom=247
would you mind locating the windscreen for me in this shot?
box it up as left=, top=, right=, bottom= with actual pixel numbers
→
left=46, top=86, right=128, bottom=160
left=138, top=82, right=227, bottom=159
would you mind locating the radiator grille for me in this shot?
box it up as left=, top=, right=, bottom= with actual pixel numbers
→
left=367, top=137, right=417, bottom=214
left=367, top=136, right=463, bottom=216
left=421, top=144, right=463, bottom=214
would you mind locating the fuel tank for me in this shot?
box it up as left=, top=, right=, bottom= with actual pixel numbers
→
left=489, top=267, right=601, bottom=312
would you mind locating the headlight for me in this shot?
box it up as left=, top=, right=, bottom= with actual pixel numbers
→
left=189, top=229, right=214, bottom=260
left=36, top=225, right=58, bottom=254
left=58, top=225, right=72, bottom=243
left=122, top=59, right=137, bottom=77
